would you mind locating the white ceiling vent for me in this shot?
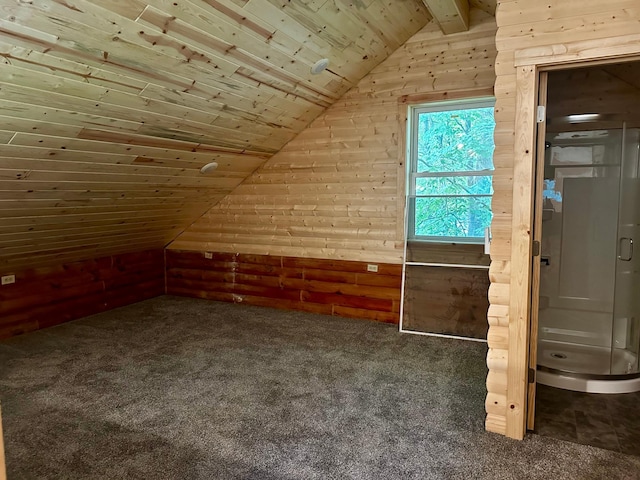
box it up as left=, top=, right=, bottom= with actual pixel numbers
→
left=311, top=58, right=329, bottom=75
left=200, top=162, right=218, bottom=174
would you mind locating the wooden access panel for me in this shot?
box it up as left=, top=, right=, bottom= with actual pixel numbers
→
left=402, top=237, right=490, bottom=340
left=403, top=265, right=490, bottom=339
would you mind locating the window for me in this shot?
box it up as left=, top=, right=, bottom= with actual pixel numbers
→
left=407, top=98, right=495, bottom=243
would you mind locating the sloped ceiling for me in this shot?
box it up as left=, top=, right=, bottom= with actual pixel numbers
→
left=0, top=0, right=435, bottom=271
left=0, top=0, right=494, bottom=272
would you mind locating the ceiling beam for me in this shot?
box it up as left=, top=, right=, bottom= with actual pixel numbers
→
left=422, top=0, right=470, bottom=34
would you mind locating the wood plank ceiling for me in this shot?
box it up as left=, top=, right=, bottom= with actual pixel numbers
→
left=0, top=0, right=494, bottom=272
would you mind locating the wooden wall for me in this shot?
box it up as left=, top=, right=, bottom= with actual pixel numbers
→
left=0, top=249, right=164, bottom=339
left=166, top=250, right=401, bottom=323
left=168, top=9, right=498, bottom=264
left=489, top=0, right=640, bottom=439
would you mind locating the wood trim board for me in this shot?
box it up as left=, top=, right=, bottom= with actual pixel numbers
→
left=526, top=71, right=548, bottom=431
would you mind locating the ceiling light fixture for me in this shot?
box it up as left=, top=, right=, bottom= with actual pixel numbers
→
left=200, top=162, right=218, bottom=174
left=566, top=113, right=601, bottom=123
left=311, top=58, right=329, bottom=75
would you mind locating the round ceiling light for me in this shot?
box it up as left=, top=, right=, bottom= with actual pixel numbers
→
left=311, top=58, right=329, bottom=75
left=200, top=162, right=218, bottom=174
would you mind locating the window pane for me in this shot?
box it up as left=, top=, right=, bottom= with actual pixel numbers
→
left=413, top=196, right=492, bottom=239
left=415, top=175, right=493, bottom=196
left=416, top=107, right=495, bottom=173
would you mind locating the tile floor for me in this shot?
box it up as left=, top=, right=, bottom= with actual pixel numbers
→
left=534, top=384, right=640, bottom=456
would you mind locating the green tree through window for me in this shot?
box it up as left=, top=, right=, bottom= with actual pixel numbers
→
left=408, top=99, right=495, bottom=241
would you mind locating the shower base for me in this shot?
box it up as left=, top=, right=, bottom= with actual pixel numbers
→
left=537, top=340, right=640, bottom=394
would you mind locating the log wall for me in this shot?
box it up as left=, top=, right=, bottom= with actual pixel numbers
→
left=166, top=250, right=402, bottom=323
left=0, top=249, right=165, bottom=339
left=168, top=9, right=498, bottom=264
left=489, top=0, right=640, bottom=439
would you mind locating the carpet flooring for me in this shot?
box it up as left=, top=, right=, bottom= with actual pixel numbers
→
left=1, top=296, right=639, bottom=479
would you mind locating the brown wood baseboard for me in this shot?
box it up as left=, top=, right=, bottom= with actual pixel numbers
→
left=0, top=249, right=165, bottom=339
left=166, top=250, right=403, bottom=324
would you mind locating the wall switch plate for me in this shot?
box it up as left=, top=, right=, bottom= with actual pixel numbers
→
left=1, top=274, right=16, bottom=285
left=204, top=252, right=213, bottom=259
left=367, top=264, right=378, bottom=273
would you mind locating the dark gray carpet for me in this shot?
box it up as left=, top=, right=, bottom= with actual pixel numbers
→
left=1, top=296, right=639, bottom=479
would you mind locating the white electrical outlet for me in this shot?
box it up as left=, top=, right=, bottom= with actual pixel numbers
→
left=1, top=274, right=16, bottom=285
left=367, top=264, right=378, bottom=273
left=204, top=252, right=213, bottom=259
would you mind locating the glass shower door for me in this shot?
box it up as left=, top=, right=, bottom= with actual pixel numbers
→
left=612, top=127, right=640, bottom=375
left=537, top=129, right=622, bottom=375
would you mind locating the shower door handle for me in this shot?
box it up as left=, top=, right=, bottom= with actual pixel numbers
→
left=618, top=237, right=633, bottom=262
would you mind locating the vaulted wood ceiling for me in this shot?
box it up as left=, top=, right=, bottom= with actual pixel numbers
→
left=0, top=0, right=495, bottom=271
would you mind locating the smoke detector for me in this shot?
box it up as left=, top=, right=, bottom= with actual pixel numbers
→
left=311, top=58, right=329, bottom=75
left=200, top=162, right=218, bottom=174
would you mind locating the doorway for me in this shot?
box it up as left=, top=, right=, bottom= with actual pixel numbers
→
left=530, top=61, right=640, bottom=454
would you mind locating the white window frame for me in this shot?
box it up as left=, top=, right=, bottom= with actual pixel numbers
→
left=407, top=97, right=496, bottom=244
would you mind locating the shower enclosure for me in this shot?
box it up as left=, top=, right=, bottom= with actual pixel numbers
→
left=536, top=124, right=640, bottom=393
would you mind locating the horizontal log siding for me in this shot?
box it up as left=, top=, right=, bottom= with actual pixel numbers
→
left=168, top=9, right=498, bottom=265
left=490, top=0, right=640, bottom=439
left=166, top=250, right=402, bottom=324
left=0, top=249, right=165, bottom=339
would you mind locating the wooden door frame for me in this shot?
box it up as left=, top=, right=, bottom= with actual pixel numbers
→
left=505, top=38, right=640, bottom=439
left=526, top=71, right=548, bottom=432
